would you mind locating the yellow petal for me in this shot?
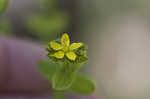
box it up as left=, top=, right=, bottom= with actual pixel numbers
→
left=66, top=52, right=77, bottom=61
left=50, top=41, right=62, bottom=51
left=53, top=51, right=64, bottom=59
left=70, top=43, right=83, bottom=51
left=61, top=33, right=70, bottom=47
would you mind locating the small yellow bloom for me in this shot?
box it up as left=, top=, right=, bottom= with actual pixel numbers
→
left=50, top=33, right=83, bottom=61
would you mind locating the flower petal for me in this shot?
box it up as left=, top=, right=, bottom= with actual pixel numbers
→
left=50, top=41, right=62, bottom=51
left=66, top=52, right=77, bottom=61
left=61, top=33, right=70, bottom=47
left=70, top=43, right=83, bottom=51
left=53, top=51, right=64, bottom=59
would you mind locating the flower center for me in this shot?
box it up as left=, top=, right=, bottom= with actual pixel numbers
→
left=63, top=46, right=69, bottom=52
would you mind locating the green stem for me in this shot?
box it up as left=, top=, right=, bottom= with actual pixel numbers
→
left=53, top=89, right=66, bottom=99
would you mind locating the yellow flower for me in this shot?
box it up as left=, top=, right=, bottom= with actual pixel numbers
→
left=50, top=33, right=83, bottom=61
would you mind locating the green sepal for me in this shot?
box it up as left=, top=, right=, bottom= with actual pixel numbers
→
left=76, top=56, right=88, bottom=64
left=69, top=74, right=96, bottom=95
left=0, top=0, right=8, bottom=14
left=37, top=60, right=59, bottom=81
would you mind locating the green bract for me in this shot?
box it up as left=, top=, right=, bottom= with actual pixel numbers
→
left=37, top=61, right=96, bottom=95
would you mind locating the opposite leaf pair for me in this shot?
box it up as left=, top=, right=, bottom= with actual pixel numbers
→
left=37, top=61, right=96, bottom=95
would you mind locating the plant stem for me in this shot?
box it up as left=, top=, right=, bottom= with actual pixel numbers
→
left=53, top=89, right=66, bottom=99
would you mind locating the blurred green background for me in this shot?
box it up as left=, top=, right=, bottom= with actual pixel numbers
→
left=1, top=0, right=150, bottom=99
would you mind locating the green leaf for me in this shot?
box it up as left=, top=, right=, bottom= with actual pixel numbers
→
left=52, top=65, right=76, bottom=90
left=37, top=60, right=59, bottom=81
left=0, top=0, right=8, bottom=14
left=71, top=63, right=82, bottom=72
left=69, top=74, right=96, bottom=95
